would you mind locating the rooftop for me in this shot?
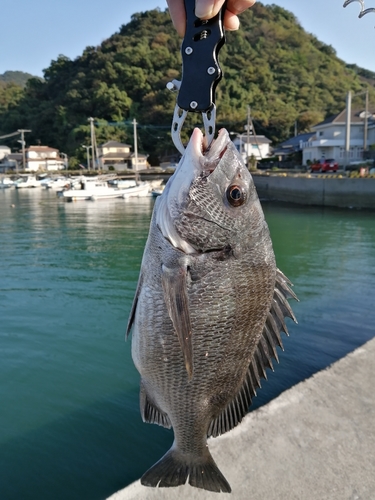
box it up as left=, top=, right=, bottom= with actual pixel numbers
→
left=26, top=145, right=59, bottom=152
left=314, top=108, right=375, bottom=128
left=235, top=134, right=272, bottom=145
left=99, top=141, right=131, bottom=148
left=273, top=132, right=315, bottom=155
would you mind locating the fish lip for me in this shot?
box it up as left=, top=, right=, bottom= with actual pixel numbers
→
left=156, top=128, right=233, bottom=256
left=189, top=128, right=231, bottom=171
left=204, top=128, right=230, bottom=161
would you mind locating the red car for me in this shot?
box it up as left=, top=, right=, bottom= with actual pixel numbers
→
left=310, top=158, right=338, bottom=173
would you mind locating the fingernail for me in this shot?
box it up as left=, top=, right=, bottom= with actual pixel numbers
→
left=195, top=0, right=214, bottom=19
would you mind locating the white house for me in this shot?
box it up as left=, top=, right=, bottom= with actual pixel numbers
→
left=0, top=145, right=11, bottom=161
left=233, top=134, right=272, bottom=161
left=25, top=146, right=65, bottom=171
left=301, top=108, right=375, bottom=166
left=97, top=140, right=148, bottom=172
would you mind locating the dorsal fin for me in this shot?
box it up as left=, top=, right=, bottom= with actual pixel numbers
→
left=207, top=268, right=298, bottom=438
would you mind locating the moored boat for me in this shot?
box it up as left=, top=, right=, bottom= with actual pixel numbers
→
left=151, top=187, right=164, bottom=198
left=90, top=180, right=151, bottom=200
left=61, top=178, right=118, bottom=201
left=0, top=177, right=15, bottom=189
left=44, top=177, right=70, bottom=190
left=14, top=175, right=42, bottom=188
left=60, top=177, right=150, bottom=201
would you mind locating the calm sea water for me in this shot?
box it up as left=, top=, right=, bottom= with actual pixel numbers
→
left=0, top=188, right=374, bottom=500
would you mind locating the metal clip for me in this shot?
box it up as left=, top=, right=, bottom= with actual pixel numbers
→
left=343, top=0, right=375, bottom=19
left=167, top=0, right=226, bottom=154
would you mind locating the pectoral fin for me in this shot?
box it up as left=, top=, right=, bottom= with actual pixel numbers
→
left=161, top=264, right=193, bottom=379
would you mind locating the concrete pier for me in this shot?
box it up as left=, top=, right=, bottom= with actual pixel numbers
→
left=108, top=337, right=375, bottom=500
left=253, top=173, right=375, bottom=209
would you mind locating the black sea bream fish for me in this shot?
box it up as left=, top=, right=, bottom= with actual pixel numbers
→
left=126, top=128, right=297, bottom=493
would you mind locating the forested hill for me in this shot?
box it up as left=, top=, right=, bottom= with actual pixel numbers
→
left=0, top=71, right=36, bottom=87
left=1, top=3, right=374, bottom=164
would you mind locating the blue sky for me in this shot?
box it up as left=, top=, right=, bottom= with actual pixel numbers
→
left=1, top=0, right=375, bottom=76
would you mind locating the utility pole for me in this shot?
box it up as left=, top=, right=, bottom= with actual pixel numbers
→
left=61, top=153, right=68, bottom=170
left=249, top=109, right=262, bottom=164
left=133, top=118, right=139, bottom=179
left=17, top=129, right=31, bottom=172
left=246, top=106, right=251, bottom=168
left=364, top=89, right=369, bottom=153
left=88, top=117, right=95, bottom=170
left=345, top=91, right=352, bottom=170
left=82, top=145, right=91, bottom=171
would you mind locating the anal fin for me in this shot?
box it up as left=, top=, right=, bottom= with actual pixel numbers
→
left=140, top=381, right=171, bottom=429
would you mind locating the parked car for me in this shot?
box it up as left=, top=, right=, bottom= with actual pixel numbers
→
left=310, top=158, right=338, bottom=173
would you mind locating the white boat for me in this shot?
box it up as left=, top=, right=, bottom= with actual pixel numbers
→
left=61, top=179, right=114, bottom=200
left=108, top=179, right=138, bottom=189
left=0, top=177, right=15, bottom=189
left=90, top=180, right=151, bottom=200
left=148, top=179, right=164, bottom=189
left=151, top=187, right=164, bottom=198
left=14, top=175, right=42, bottom=188
left=45, top=177, right=70, bottom=190
left=118, top=181, right=151, bottom=199
left=60, top=177, right=147, bottom=201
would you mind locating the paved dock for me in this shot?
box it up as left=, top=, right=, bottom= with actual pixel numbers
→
left=108, top=337, right=375, bottom=500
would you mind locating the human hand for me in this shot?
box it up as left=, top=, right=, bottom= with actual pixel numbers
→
left=166, top=0, right=256, bottom=37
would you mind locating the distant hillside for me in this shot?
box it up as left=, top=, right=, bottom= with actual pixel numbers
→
left=0, top=71, right=37, bottom=88
left=346, top=64, right=375, bottom=86
left=0, top=2, right=375, bottom=163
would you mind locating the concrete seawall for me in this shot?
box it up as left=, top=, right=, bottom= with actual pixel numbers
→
left=252, top=174, right=375, bottom=209
left=108, top=337, right=375, bottom=500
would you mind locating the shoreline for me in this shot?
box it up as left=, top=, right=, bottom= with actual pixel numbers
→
left=252, top=172, right=375, bottom=209
left=139, top=170, right=375, bottom=210
left=2, top=171, right=374, bottom=209
left=107, top=336, right=375, bottom=500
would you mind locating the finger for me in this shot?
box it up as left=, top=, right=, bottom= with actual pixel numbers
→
left=223, top=10, right=240, bottom=31
left=227, top=0, right=256, bottom=16
left=166, top=0, right=186, bottom=37
left=195, top=0, right=226, bottom=19
left=196, top=0, right=256, bottom=19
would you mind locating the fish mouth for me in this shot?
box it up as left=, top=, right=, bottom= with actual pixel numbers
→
left=189, top=128, right=231, bottom=175
left=156, top=128, right=233, bottom=255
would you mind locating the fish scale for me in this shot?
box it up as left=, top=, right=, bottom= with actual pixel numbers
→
left=127, top=128, right=297, bottom=493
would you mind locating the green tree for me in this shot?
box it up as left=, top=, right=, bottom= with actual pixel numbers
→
left=1, top=4, right=375, bottom=161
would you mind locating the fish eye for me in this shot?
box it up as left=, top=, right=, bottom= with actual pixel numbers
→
left=226, top=185, right=245, bottom=207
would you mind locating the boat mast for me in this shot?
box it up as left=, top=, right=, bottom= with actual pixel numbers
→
left=88, top=117, right=96, bottom=170
left=133, top=118, right=139, bottom=181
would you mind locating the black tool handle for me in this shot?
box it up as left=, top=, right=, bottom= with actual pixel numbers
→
left=177, top=0, right=226, bottom=112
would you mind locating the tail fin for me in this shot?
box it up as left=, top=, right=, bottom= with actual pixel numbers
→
left=141, top=447, right=231, bottom=493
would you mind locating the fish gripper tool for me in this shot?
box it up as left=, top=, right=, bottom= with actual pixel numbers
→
left=343, top=0, right=375, bottom=20
left=167, top=0, right=227, bottom=155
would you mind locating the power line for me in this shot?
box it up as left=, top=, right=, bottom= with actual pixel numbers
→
left=95, top=120, right=170, bottom=129
left=0, top=131, right=20, bottom=140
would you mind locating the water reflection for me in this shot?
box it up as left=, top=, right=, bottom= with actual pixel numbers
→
left=0, top=190, right=374, bottom=500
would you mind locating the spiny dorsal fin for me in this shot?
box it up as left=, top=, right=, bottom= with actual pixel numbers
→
left=207, top=268, right=298, bottom=438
